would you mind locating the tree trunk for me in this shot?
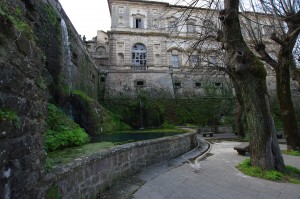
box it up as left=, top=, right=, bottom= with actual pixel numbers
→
left=276, top=50, right=300, bottom=150
left=233, top=102, right=245, bottom=138
left=220, top=0, right=285, bottom=170
left=231, top=80, right=246, bottom=138
left=290, top=63, right=300, bottom=91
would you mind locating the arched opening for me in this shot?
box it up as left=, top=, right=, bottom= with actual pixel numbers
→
left=132, top=43, right=147, bottom=70
left=96, top=46, right=106, bottom=55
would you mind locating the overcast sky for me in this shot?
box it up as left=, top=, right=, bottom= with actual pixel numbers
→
left=59, top=0, right=111, bottom=40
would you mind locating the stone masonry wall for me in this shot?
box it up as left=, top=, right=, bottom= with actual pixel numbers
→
left=0, top=3, right=47, bottom=197
left=43, top=133, right=197, bottom=198
left=105, top=71, right=175, bottom=98
left=32, top=0, right=100, bottom=101
left=0, top=0, right=102, bottom=197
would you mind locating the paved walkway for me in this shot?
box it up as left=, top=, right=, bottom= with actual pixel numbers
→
left=100, top=138, right=300, bottom=199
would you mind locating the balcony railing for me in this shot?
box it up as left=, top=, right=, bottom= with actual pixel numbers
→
left=90, top=52, right=108, bottom=59
left=132, top=65, right=147, bottom=70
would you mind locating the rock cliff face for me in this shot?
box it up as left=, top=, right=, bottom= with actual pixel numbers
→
left=0, top=12, right=47, bottom=198
left=0, top=0, right=106, bottom=197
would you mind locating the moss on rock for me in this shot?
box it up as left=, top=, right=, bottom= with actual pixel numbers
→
left=68, top=90, right=131, bottom=135
left=45, top=103, right=89, bottom=152
left=0, top=109, right=20, bottom=128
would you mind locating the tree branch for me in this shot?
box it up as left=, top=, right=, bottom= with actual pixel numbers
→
left=288, top=25, right=300, bottom=41
left=255, top=43, right=278, bottom=69
left=270, top=33, right=285, bottom=46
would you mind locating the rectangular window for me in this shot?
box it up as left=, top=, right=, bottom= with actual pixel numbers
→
left=172, top=55, right=179, bottom=68
left=215, top=82, right=222, bottom=87
left=135, top=80, right=146, bottom=87
left=209, top=56, right=217, bottom=65
left=169, top=21, right=177, bottom=32
left=135, top=18, right=143, bottom=29
left=136, top=81, right=144, bottom=86
left=195, top=82, right=201, bottom=87
left=100, top=77, right=106, bottom=82
left=174, top=82, right=181, bottom=87
left=187, top=24, right=195, bottom=32
left=191, top=55, right=199, bottom=67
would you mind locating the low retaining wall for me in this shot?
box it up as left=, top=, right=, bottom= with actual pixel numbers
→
left=43, top=132, right=197, bottom=198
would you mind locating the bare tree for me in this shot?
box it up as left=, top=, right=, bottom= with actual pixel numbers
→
left=239, top=0, right=300, bottom=150
left=160, top=0, right=286, bottom=170
left=217, top=0, right=285, bottom=170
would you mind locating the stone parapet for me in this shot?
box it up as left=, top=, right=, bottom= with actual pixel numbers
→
left=43, top=132, right=197, bottom=198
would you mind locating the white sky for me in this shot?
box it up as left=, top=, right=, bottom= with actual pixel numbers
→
left=59, top=0, right=111, bottom=40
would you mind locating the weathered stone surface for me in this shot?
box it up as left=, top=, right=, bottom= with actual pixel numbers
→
left=0, top=11, right=47, bottom=198
left=65, top=92, right=103, bottom=135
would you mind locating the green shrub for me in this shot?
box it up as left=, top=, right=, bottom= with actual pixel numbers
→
left=45, top=104, right=89, bottom=152
left=103, top=97, right=236, bottom=129
left=0, top=2, right=33, bottom=39
left=102, top=108, right=132, bottom=132
left=0, top=109, right=20, bottom=128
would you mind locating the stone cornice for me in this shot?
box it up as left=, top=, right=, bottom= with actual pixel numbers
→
left=108, top=30, right=207, bottom=40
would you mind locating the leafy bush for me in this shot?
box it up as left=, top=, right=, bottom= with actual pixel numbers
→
left=0, top=109, right=20, bottom=128
left=102, top=108, right=132, bottom=132
left=103, top=97, right=236, bottom=129
left=70, top=90, right=131, bottom=133
left=45, top=104, right=89, bottom=152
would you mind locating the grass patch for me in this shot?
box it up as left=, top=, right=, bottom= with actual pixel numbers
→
left=47, top=142, right=116, bottom=167
left=236, top=159, right=300, bottom=184
left=0, top=2, right=33, bottom=39
left=282, top=150, right=300, bottom=156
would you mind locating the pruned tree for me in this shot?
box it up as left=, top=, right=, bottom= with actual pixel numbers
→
left=217, top=0, right=285, bottom=170
left=238, top=0, right=300, bottom=150
left=160, top=0, right=287, bottom=170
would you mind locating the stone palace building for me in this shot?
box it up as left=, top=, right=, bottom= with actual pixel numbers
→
left=86, top=0, right=280, bottom=99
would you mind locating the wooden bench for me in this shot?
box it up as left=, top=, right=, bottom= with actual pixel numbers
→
left=202, top=132, right=214, bottom=137
left=234, top=143, right=249, bottom=156
left=196, top=128, right=214, bottom=137
left=276, top=132, right=283, bottom=139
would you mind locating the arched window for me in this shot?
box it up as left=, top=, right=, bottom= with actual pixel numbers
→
left=132, top=43, right=147, bottom=69
left=96, top=46, right=106, bottom=55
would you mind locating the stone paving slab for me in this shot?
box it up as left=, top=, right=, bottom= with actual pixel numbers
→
left=132, top=141, right=300, bottom=199
left=99, top=139, right=300, bottom=199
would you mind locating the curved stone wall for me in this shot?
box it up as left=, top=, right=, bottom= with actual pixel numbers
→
left=43, top=132, right=197, bottom=198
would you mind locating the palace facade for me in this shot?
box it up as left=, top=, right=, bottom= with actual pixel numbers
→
left=86, top=0, right=279, bottom=98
